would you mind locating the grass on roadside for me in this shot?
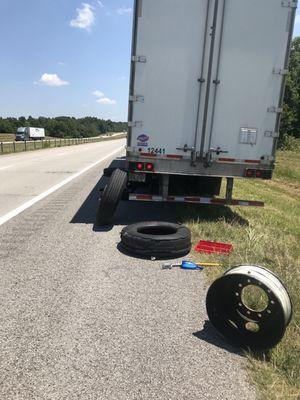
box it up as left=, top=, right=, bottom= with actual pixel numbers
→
left=0, top=133, right=15, bottom=142
left=177, top=149, right=300, bottom=400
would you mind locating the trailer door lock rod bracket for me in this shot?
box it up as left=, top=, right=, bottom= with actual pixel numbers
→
left=176, top=144, right=195, bottom=153
left=204, top=147, right=228, bottom=167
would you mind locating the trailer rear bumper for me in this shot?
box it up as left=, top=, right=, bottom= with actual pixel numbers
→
left=129, top=194, right=264, bottom=207
left=126, top=153, right=273, bottom=179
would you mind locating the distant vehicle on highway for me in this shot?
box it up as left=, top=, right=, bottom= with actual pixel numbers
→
left=15, top=127, right=45, bottom=141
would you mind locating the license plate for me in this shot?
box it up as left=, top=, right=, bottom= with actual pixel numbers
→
left=128, top=173, right=146, bottom=183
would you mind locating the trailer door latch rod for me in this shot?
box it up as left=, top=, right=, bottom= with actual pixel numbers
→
left=204, top=147, right=228, bottom=168
left=176, top=144, right=195, bottom=153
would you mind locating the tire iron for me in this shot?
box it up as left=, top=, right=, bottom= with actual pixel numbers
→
left=162, top=261, right=204, bottom=271
left=162, top=261, right=222, bottom=270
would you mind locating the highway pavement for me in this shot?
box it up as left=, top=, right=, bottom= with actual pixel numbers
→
left=0, top=139, right=256, bottom=399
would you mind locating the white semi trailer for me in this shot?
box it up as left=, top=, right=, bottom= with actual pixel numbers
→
left=16, top=127, right=45, bottom=141
left=97, top=0, right=298, bottom=225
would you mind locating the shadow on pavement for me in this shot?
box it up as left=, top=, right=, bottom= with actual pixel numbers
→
left=70, top=175, right=175, bottom=230
left=193, top=320, right=243, bottom=356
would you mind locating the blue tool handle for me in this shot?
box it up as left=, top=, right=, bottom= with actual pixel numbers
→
left=181, top=261, right=204, bottom=271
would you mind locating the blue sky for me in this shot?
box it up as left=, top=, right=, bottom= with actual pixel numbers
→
left=0, top=0, right=134, bottom=121
left=0, top=1, right=299, bottom=122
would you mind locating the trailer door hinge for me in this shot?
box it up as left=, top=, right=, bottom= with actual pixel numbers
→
left=128, top=121, right=143, bottom=128
left=268, top=106, right=283, bottom=113
left=129, top=95, right=144, bottom=103
left=264, top=131, right=279, bottom=138
left=281, top=1, right=297, bottom=8
left=131, top=55, right=147, bottom=63
left=273, top=68, right=289, bottom=76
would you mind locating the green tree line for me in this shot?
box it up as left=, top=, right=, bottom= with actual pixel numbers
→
left=0, top=116, right=127, bottom=138
left=281, top=37, right=300, bottom=140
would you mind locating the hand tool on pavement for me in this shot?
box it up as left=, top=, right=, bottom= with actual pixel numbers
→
left=196, top=262, right=222, bottom=267
left=162, top=260, right=222, bottom=270
left=162, top=261, right=204, bottom=270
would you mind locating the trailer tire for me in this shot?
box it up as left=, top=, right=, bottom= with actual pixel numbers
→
left=120, top=221, right=191, bottom=259
left=96, top=169, right=127, bottom=226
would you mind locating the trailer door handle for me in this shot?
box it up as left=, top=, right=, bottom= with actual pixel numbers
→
left=176, top=144, right=195, bottom=153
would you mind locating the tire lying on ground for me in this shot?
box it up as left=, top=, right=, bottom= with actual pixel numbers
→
left=96, top=168, right=127, bottom=226
left=120, top=221, right=191, bottom=259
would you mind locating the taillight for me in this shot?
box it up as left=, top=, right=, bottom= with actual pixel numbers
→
left=146, top=163, right=154, bottom=171
left=245, top=169, right=272, bottom=179
left=245, top=169, right=255, bottom=178
left=129, top=162, right=155, bottom=173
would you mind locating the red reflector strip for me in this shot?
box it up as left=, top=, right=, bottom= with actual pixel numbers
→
left=184, top=197, right=202, bottom=202
left=229, top=200, right=241, bottom=206
left=140, top=153, right=157, bottom=158
left=218, top=158, right=236, bottom=162
left=129, top=195, right=264, bottom=207
left=218, top=158, right=261, bottom=164
left=167, top=196, right=175, bottom=201
left=135, top=195, right=153, bottom=200
left=245, top=160, right=260, bottom=164
left=247, top=201, right=264, bottom=207
left=210, top=199, right=227, bottom=205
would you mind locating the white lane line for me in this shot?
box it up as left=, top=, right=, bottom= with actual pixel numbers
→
left=0, top=146, right=124, bottom=227
left=0, top=165, right=13, bottom=171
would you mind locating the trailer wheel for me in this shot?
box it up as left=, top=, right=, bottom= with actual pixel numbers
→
left=96, top=169, right=127, bottom=226
left=120, top=221, right=191, bottom=259
left=206, top=265, right=293, bottom=350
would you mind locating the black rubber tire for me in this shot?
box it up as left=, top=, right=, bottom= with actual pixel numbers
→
left=96, top=169, right=127, bottom=226
left=120, top=221, right=191, bottom=259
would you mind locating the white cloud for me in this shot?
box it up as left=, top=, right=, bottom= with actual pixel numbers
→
left=92, top=89, right=116, bottom=105
left=58, top=61, right=66, bottom=66
left=295, top=14, right=300, bottom=24
left=97, top=1, right=104, bottom=7
left=92, top=90, right=104, bottom=97
left=70, top=3, right=95, bottom=30
left=97, top=97, right=116, bottom=105
left=117, top=7, right=132, bottom=15
left=38, top=73, right=70, bottom=87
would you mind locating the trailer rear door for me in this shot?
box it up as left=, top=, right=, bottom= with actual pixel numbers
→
left=129, top=0, right=296, bottom=164
left=198, top=0, right=295, bottom=163
left=129, top=0, right=209, bottom=157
